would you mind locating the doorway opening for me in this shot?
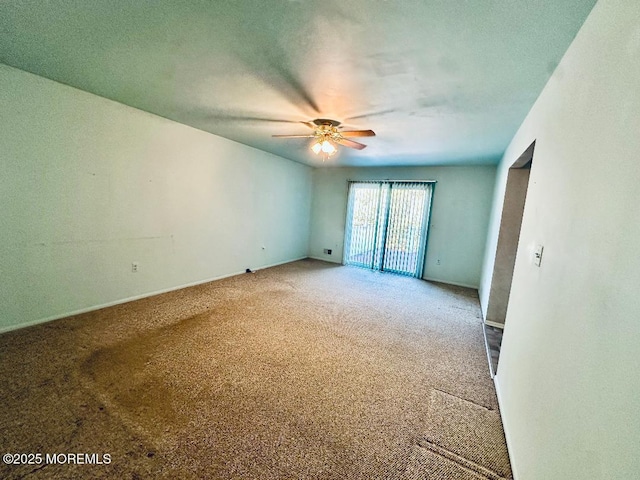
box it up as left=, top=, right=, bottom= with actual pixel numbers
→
left=483, top=141, right=535, bottom=376
left=343, top=181, right=434, bottom=278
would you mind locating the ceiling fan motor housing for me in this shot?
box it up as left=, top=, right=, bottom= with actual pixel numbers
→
left=313, top=118, right=341, bottom=127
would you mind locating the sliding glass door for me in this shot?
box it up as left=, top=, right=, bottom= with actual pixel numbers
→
left=343, top=181, right=434, bottom=277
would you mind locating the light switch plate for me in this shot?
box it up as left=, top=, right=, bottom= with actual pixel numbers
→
left=534, top=245, right=544, bottom=267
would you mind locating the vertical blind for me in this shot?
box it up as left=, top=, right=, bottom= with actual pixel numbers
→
left=343, top=181, right=434, bottom=278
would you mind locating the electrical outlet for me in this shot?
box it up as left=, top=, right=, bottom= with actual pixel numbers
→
left=131, top=262, right=139, bottom=273
left=323, top=248, right=332, bottom=255
left=436, top=259, right=441, bottom=265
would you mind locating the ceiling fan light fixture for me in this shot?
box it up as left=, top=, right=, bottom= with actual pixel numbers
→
left=321, top=140, right=336, bottom=155
left=311, top=138, right=337, bottom=157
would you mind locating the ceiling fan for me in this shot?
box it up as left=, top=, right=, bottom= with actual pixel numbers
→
left=272, top=118, right=375, bottom=158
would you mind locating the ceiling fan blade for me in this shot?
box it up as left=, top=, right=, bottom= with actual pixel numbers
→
left=339, top=130, right=376, bottom=137
left=272, top=134, right=316, bottom=138
left=223, top=116, right=299, bottom=124
left=344, top=109, right=396, bottom=121
left=301, top=121, right=317, bottom=129
left=197, top=110, right=306, bottom=124
left=336, top=138, right=367, bottom=150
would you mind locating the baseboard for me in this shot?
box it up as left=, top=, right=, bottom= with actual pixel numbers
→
left=307, top=255, right=341, bottom=264
left=422, top=276, right=478, bottom=290
left=0, top=256, right=308, bottom=335
left=493, top=375, right=518, bottom=479
left=253, top=256, right=309, bottom=272
left=484, top=320, right=505, bottom=329
left=482, top=325, right=496, bottom=379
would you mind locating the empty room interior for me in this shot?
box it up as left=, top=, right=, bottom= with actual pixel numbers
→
left=1, top=1, right=638, bottom=479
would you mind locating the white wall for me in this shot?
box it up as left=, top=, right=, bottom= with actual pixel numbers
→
left=481, top=0, right=640, bottom=478
left=310, top=166, right=496, bottom=288
left=0, top=64, right=312, bottom=332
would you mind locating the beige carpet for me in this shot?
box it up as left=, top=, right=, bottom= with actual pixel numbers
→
left=407, top=390, right=512, bottom=479
left=0, top=259, right=512, bottom=479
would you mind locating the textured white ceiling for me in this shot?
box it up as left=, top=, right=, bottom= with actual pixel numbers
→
left=0, top=0, right=596, bottom=167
